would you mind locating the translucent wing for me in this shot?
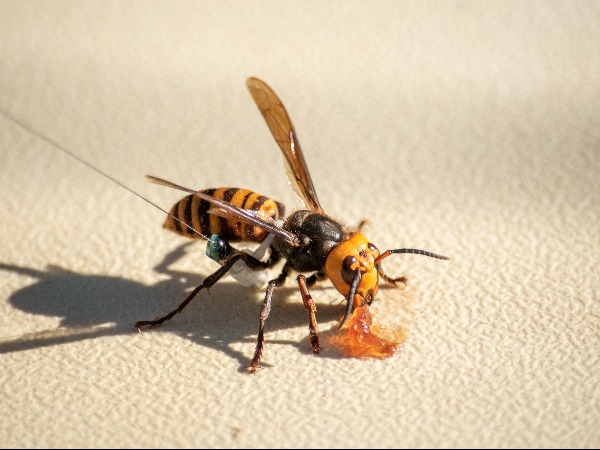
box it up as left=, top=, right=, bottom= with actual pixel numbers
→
left=146, top=175, right=301, bottom=247
left=246, top=77, right=324, bottom=214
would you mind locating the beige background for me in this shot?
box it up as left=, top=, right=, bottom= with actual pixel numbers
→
left=1, top=1, right=598, bottom=448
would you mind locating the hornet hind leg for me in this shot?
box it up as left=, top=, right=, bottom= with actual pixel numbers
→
left=135, top=250, right=278, bottom=330
left=249, top=262, right=291, bottom=372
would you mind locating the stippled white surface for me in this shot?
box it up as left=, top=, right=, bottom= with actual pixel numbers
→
left=1, top=1, right=598, bottom=448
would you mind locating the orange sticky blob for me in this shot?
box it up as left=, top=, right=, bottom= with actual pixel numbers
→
left=328, top=306, right=406, bottom=358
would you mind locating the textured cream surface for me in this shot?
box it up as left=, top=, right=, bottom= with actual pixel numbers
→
left=1, top=1, right=598, bottom=448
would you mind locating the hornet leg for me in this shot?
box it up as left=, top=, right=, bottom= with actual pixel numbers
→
left=248, top=262, right=291, bottom=373
left=376, top=263, right=407, bottom=287
left=304, top=271, right=327, bottom=288
left=135, top=251, right=267, bottom=330
left=297, top=274, right=321, bottom=354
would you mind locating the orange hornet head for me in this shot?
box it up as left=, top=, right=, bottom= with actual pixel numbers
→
left=324, top=233, right=380, bottom=328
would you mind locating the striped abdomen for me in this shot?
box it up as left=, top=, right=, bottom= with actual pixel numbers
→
left=163, top=187, right=285, bottom=242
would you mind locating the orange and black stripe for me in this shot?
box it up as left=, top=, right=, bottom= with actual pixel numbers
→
left=163, top=187, right=285, bottom=242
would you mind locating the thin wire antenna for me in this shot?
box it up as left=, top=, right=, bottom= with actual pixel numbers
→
left=0, top=108, right=208, bottom=239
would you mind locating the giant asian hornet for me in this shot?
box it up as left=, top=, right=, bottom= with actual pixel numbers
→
left=136, top=77, right=449, bottom=372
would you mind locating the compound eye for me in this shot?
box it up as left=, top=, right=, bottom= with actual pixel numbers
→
left=341, top=255, right=358, bottom=286
left=367, top=242, right=379, bottom=256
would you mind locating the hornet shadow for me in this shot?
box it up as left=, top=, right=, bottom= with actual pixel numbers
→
left=0, top=242, right=349, bottom=371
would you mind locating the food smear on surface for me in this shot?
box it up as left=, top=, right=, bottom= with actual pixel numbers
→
left=328, top=305, right=407, bottom=358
